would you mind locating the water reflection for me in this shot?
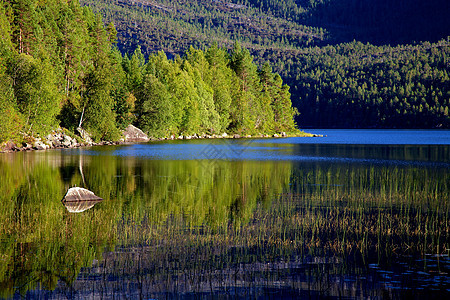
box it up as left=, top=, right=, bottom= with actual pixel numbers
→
left=0, top=138, right=448, bottom=298
left=62, top=199, right=104, bottom=213
left=61, top=187, right=103, bottom=213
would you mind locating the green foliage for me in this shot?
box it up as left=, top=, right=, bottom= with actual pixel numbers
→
left=287, top=40, right=450, bottom=128
left=136, top=72, right=173, bottom=136
left=133, top=44, right=298, bottom=137
left=0, top=0, right=13, bottom=56
left=205, top=44, right=234, bottom=131
left=111, top=48, right=135, bottom=129
left=0, top=0, right=127, bottom=141
left=81, top=13, right=121, bottom=141
left=79, top=0, right=450, bottom=129
left=0, top=57, right=22, bottom=143
left=10, top=53, right=61, bottom=135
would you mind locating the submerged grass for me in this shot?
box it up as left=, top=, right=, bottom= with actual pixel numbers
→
left=0, top=151, right=448, bottom=298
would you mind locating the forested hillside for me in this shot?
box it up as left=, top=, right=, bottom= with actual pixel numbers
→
left=81, top=0, right=450, bottom=128
left=0, top=0, right=299, bottom=144
left=284, top=41, right=450, bottom=128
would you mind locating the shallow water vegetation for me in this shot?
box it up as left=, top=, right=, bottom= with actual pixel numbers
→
left=0, top=148, right=448, bottom=297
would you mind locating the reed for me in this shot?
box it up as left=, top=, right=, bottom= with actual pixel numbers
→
left=0, top=149, right=448, bottom=298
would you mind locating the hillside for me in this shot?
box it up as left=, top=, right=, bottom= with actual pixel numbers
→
left=80, top=0, right=450, bottom=128
left=79, top=0, right=329, bottom=57
left=80, top=0, right=450, bottom=55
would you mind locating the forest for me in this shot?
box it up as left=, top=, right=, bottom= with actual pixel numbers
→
left=79, top=0, right=450, bottom=128
left=0, top=0, right=449, bottom=143
left=0, top=0, right=298, bottom=144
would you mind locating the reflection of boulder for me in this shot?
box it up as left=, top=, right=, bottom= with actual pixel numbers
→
left=63, top=199, right=103, bottom=213
left=62, top=187, right=103, bottom=213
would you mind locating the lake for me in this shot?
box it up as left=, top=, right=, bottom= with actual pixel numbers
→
left=0, top=130, right=449, bottom=299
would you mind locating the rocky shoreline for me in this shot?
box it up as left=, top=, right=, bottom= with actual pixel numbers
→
left=1, top=125, right=321, bottom=153
left=0, top=128, right=123, bottom=153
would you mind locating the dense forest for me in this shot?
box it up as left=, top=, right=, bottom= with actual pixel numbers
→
left=0, top=0, right=449, bottom=141
left=80, top=0, right=450, bottom=128
left=285, top=41, right=450, bottom=128
left=0, top=0, right=298, bottom=144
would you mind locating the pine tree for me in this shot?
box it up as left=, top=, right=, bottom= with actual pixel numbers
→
left=205, top=43, right=234, bottom=132
left=229, top=42, right=262, bottom=133
left=81, top=12, right=120, bottom=140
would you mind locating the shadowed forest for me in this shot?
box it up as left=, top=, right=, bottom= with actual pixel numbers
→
left=80, top=0, right=450, bottom=128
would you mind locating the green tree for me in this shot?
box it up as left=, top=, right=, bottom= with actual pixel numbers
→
left=205, top=43, right=234, bottom=132
left=183, top=59, right=221, bottom=134
left=123, top=46, right=145, bottom=93
left=0, top=57, right=21, bottom=143
left=0, top=0, right=14, bottom=56
left=111, top=48, right=134, bottom=129
left=229, top=42, right=262, bottom=133
left=81, top=12, right=120, bottom=141
left=136, top=73, right=173, bottom=137
left=11, top=53, right=61, bottom=136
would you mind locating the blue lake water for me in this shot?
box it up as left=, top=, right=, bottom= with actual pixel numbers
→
left=1, top=129, right=449, bottom=299
left=299, top=129, right=450, bottom=145
left=72, top=129, right=450, bottom=167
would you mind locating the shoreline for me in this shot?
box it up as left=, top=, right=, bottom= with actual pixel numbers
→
left=0, top=128, right=322, bottom=154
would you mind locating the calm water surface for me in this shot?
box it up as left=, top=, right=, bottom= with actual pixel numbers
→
left=0, top=130, right=448, bottom=299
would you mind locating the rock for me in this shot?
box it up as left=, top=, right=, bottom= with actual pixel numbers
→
left=33, top=140, right=48, bottom=150
left=122, top=125, right=149, bottom=143
left=62, top=135, right=73, bottom=147
left=1, top=141, right=17, bottom=152
left=281, top=132, right=287, bottom=137
left=233, top=134, right=241, bottom=139
left=221, top=132, right=228, bottom=138
left=273, top=134, right=279, bottom=138
left=77, top=127, right=94, bottom=145
left=53, top=139, right=62, bottom=147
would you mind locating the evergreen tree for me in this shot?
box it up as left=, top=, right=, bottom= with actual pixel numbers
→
left=81, top=12, right=120, bottom=141
left=205, top=43, right=234, bottom=132
left=229, top=42, right=262, bottom=133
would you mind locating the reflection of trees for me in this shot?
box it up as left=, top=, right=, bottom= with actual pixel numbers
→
left=76, top=161, right=447, bottom=299
left=0, top=151, right=293, bottom=297
left=0, top=153, right=117, bottom=298
left=0, top=149, right=448, bottom=297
